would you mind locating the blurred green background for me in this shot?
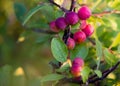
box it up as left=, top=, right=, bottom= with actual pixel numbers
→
left=0, top=0, right=120, bottom=86
left=0, top=0, right=54, bottom=86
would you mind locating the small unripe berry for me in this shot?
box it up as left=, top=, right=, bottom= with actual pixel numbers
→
left=66, top=37, right=75, bottom=50
left=80, top=20, right=87, bottom=29
left=71, top=57, right=84, bottom=77
left=65, top=12, right=79, bottom=25
left=78, top=6, right=91, bottom=20
left=73, top=31, right=86, bottom=44
left=49, top=21, right=60, bottom=32
left=82, top=24, right=94, bottom=37
left=55, top=17, right=67, bottom=30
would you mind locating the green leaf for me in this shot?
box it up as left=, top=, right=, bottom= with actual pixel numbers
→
left=110, top=32, right=120, bottom=48
left=103, top=48, right=118, bottom=66
left=70, top=44, right=89, bottom=60
left=51, top=38, right=68, bottom=62
left=41, top=74, right=64, bottom=82
left=94, top=70, right=102, bottom=78
left=96, top=39, right=103, bottom=69
left=14, top=3, right=27, bottom=22
left=22, top=3, right=48, bottom=25
left=81, top=67, right=91, bottom=83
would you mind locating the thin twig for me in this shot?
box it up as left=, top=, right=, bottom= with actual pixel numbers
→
left=70, top=0, right=76, bottom=11
left=93, top=10, right=120, bottom=17
left=87, top=38, right=96, bottom=45
left=25, top=28, right=56, bottom=34
left=49, top=0, right=68, bottom=12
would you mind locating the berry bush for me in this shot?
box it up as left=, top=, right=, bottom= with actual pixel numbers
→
left=0, top=0, right=120, bottom=86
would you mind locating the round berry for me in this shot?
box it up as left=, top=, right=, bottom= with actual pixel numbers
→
left=71, top=57, right=84, bottom=77
left=82, top=24, right=94, bottom=37
left=78, top=6, right=91, bottom=20
left=66, top=37, right=75, bottom=50
left=55, top=17, right=67, bottom=30
left=73, top=31, right=86, bottom=44
left=71, top=65, right=82, bottom=77
left=72, top=57, right=84, bottom=67
left=65, top=12, right=79, bottom=25
left=80, top=20, right=87, bottom=29
left=49, top=21, right=60, bottom=32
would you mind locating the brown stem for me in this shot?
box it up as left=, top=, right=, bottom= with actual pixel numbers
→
left=93, top=10, right=120, bottom=17
left=49, top=0, right=68, bottom=12
left=70, top=0, right=76, bottom=11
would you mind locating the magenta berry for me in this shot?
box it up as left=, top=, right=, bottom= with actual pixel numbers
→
left=71, top=57, right=84, bottom=77
left=66, top=37, right=75, bottom=50
left=55, top=17, right=67, bottom=30
left=78, top=6, right=91, bottom=20
left=72, top=57, right=84, bottom=67
left=65, top=12, right=79, bottom=25
left=82, top=24, right=94, bottom=37
left=80, top=20, right=87, bottom=29
left=73, top=31, right=86, bottom=44
left=49, top=21, right=60, bottom=32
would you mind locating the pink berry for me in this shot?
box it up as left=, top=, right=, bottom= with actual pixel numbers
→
left=72, top=57, right=84, bottom=67
left=71, top=57, right=84, bottom=77
left=55, top=17, right=67, bottom=30
left=78, top=6, right=91, bottom=20
left=80, top=20, right=87, bottom=29
left=49, top=21, right=60, bottom=32
left=73, top=31, right=86, bottom=44
left=71, top=65, right=82, bottom=77
left=66, top=37, right=75, bottom=50
left=65, top=12, right=79, bottom=25
left=82, top=24, right=94, bottom=37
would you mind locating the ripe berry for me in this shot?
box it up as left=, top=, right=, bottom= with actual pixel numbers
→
left=49, top=21, right=60, bottom=32
left=65, top=12, right=79, bottom=25
left=82, top=24, right=94, bottom=37
left=66, top=37, right=75, bottom=50
left=78, top=6, right=91, bottom=20
left=72, top=57, right=84, bottom=67
left=55, top=17, right=67, bottom=30
left=73, top=31, right=86, bottom=44
left=80, top=20, right=87, bottom=29
left=71, top=57, right=84, bottom=77
left=71, top=65, right=82, bottom=77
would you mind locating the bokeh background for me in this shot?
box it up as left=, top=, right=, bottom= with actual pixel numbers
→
left=0, top=0, right=120, bottom=86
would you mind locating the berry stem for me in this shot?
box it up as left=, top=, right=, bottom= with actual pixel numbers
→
left=49, top=0, right=69, bottom=12
left=70, top=0, right=76, bottom=11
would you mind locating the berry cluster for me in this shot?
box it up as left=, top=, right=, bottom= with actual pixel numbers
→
left=50, top=6, right=94, bottom=50
left=50, top=6, right=94, bottom=77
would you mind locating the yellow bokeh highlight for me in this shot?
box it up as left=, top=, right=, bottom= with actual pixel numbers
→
left=14, top=67, right=24, bottom=76
left=107, top=72, right=116, bottom=80
left=17, top=37, right=25, bottom=43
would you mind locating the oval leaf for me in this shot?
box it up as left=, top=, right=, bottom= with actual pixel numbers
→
left=22, top=3, right=48, bottom=25
left=96, top=39, right=103, bottom=69
left=51, top=38, right=68, bottom=62
left=81, top=67, right=91, bottom=83
left=70, top=44, right=89, bottom=60
left=94, top=70, right=102, bottom=78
